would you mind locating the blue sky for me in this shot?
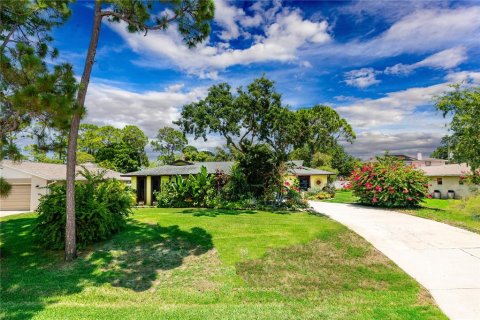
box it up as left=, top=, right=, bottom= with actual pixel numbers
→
left=52, top=0, right=480, bottom=158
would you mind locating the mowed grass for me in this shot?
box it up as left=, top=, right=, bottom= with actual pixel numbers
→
left=1, top=208, right=445, bottom=320
left=323, top=189, right=359, bottom=204
left=402, top=198, right=480, bottom=234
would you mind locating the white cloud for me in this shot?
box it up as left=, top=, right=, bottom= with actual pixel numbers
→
left=84, top=82, right=207, bottom=137
left=344, top=131, right=443, bottom=159
left=444, top=71, right=480, bottom=84
left=108, top=6, right=330, bottom=78
left=385, top=46, right=468, bottom=75
left=214, top=0, right=246, bottom=40
left=313, top=7, right=480, bottom=62
left=344, top=68, right=380, bottom=88
left=335, top=83, right=449, bottom=128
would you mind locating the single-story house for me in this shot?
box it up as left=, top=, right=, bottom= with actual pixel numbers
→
left=0, top=160, right=128, bottom=211
left=122, top=160, right=334, bottom=205
left=420, top=163, right=474, bottom=199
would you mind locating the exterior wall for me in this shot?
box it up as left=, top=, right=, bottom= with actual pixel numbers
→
left=146, top=176, right=152, bottom=205
left=130, top=176, right=137, bottom=191
left=427, top=176, right=472, bottom=199
left=284, top=174, right=329, bottom=190
left=30, top=176, right=48, bottom=211
left=310, top=175, right=328, bottom=190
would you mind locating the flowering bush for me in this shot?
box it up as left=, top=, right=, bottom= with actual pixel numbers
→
left=347, top=156, right=429, bottom=208
left=282, top=179, right=308, bottom=209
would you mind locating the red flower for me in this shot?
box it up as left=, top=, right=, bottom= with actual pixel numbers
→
left=372, top=197, right=378, bottom=203
left=407, top=197, right=412, bottom=201
left=375, top=185, right=382, bottom=191
left=284, top=181, right=290, bottom=187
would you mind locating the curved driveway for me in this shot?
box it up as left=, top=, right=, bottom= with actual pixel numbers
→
left=310, top=201, right=480, bottom=320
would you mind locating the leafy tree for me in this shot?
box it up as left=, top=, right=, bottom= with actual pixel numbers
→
left=77, top=124, right=148, bottom=171
left=152, top=127, right=188, bottom=164
left=430, top=135, right=455, bottom=160
left=213, top=146, right=234, bottom=161
left=76, top=151, right=95, bottom=164
left=330, top=146, right=361, bottom=177
left=176, top=76, right=296, bottom=157
left=435, top=85, right=480, bottom=175
left=96, top=142, right=145, bottom=173
left=236, top=143, right=279, bottom=199
left=294, top=105, right=355, bottom=167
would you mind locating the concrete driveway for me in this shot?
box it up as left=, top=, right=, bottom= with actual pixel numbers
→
left=310, top=201, right=480, bottom=320
left=0, top=211, right=30, bottom=218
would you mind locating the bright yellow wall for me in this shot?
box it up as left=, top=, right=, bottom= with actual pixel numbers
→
left=310, top=175, right=328, bottom=189
left=130, top=176, right=137, bottom=190
left=284, top=174, right=329, bottom=190
left=146, top=176, right=152, bottom=205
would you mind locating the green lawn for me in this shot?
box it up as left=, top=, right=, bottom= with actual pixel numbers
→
left=1, top=208, right=445, bottom=319
left=323, top=189, right=359, bottom=203
left=324, top=191, right=480, bottom=234
left=402, top=198, right=480, bottom=234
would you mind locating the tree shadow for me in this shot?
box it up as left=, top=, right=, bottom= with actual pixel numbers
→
left=180, top=208, right=257, bottom=217
left=0, top=217, right=213, bottom=319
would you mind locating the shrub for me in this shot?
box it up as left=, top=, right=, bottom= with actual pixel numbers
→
left=220, top=164, right=251, bottom=201
left=312, top=191, right=333, bottom=200
left=281, top=179, right=308, bottom=209
left=156, top=166, right=217, bottom=208
left=35, top=169, right=133, bottom=250
left=347, top=156, right=428, bottom=208
left=0, top=176, right=12, bottom=197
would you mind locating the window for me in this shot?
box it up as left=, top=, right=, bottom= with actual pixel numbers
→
left=437, top=177, right=443, bottom=185
left=425, top=161, right=431, bottom=166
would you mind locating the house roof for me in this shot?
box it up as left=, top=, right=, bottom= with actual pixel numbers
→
left=123, top=160, right=334, bottom=177
left=419, top=163, right=471, bottom=177
left=123, top=161, right=235, bottom=176
left=1, top=160, right=129, bottom=181
left=289, top=166, right=335, bottom=176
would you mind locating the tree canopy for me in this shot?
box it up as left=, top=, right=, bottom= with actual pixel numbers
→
left=152, top=127, right=188, bottom=164
left=175, top=76, right=299, bottom=159
left=435, top=85, right=480, bottom=175
left=1, top=0, right=76, bottom=161
left=77, top=124, right=149, bottom=172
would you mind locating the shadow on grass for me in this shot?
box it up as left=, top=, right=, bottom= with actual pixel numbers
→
left=181, top=208, right=257, bottom=217
left=0, top=216, right=213, bottom=320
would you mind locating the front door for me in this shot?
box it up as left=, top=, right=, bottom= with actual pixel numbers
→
left=298, top=176, right=310, bottom=191
left=136, top=177, right=146, bottom=204
left=151, top=176, right=161, bottom=204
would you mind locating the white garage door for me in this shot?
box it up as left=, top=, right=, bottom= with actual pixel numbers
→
left=1, top=185, right=31, bottom=211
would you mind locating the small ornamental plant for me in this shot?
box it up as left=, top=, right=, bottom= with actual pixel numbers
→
left=346, top=156, right=429, bottom=208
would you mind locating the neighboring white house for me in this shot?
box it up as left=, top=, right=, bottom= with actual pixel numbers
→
left=0, top=160, right=128, bottom=211
left=420, top=163, right=474, bottom=199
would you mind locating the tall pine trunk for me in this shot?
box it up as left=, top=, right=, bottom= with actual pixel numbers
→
left=65, top=1, right=103, bottom=261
